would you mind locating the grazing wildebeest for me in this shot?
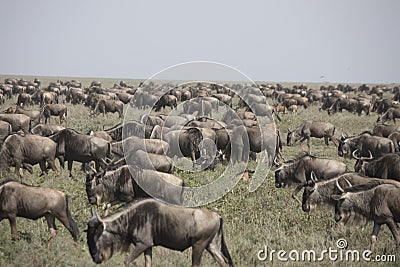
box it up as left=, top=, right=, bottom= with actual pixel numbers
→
left=377, top=107, right=400, bottom=124
left=85, top=165, right=183, bottom=208
left=0, top=134, right=58, bottom=176
left=332, top=181, right=400, bottom=252
left=275, top=153, right=348, bottom=202
left=338, top=132, right=395, bottom=159
left=0, top=113, right=30, bottom=133
left=90, top=99, right=124, bottom=118
left=41, top=104, right=67, bottom=124
left=49, top=128, right=112, bottom=177
left=86, top=199, right=233, bottom=267
left=154, top=94, right=177, bottom=112
left=287, top=121, right=337, bottom=151
left=104, top=121, right=154, bottom=141
left=0, top=180, right=79, bottom=242
left=5, top=106, right=41, bottom=127
left=301, top=172, right=400, bottom=213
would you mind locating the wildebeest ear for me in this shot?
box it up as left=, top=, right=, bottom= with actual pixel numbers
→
left=330, top=194, right=343, bottom=201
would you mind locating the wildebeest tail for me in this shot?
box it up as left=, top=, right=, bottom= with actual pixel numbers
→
left=65, top=195, right=80, bottom=242
left=219, top=218, right=234, bottom=267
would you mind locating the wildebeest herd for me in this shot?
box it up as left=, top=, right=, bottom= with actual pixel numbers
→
left=1, top=77, right=400, bottom=266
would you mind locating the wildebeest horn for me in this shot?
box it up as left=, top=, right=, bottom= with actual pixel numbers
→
left=335, top=179, right=344, bottom=193
left=352, top=149, right=373, bottom=160
left=287, top=128, right=292, bottom=133
left=343, top=178, right=352, bottom=188
left=310, top=171, right=318, bottom=182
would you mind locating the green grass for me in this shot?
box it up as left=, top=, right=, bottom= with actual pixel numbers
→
left=0, top=76, right=399, bottom=266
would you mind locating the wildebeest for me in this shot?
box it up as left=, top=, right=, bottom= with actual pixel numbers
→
left=377, top=107, right=400, bottom=124
left=275, top=153, right=348, bottom=188
left=41, top=104, right=68, bottom=124
left=372, top=124, right=400, bottom=137
left=275, top=153, right=348, bottom=202
left=0, top=180, right=79, bottom=242
left=338, top=132, right=395, bottom=159
left=86, top=199, right=233, bottom=266
left=90, top=99, right=124, bottom=118
left=388, top=131, right=400, bottom=151
left=0, top=134, right=58, bottom=176
left=49, top=128, right=112, bottom=177
left=128, top=150, right=174, bottom=173
left=332, top=181, right=400, bottom=251
left=354, top=152, right=400, bottom=181
left=112, top=136, right=169, bottom=158
left=0, top=113, right=30, bottom=133
left=5, top=106, right=41, bottom=128
left=31, top=124, right=65, bottom=136
left=86, top=165, right=183, bottom=207
left=287, top=121, right=337, bottom=151
left=41, top=91, right=58, bottom=106
left=154, top=94, right=177, bottom=112
left=16, top=93, right=32, bottom=107
left=301, top=172, right=400, bottom=213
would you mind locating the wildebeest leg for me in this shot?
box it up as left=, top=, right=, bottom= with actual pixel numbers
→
left=324, top=136, right=329, bottom=147
left=8, top=215, right=18, bottom=240
left=45, top=213, right=57, bottom=243
left=15, top=162, right=22, bottom=177
left=124, top=243, right=150, bottom=267
left=143, top=248, right=152, bottom=267
left=370, top=222, right=381, bottom=252
left=386, top=219, right=400, bottom=251
left=68, top=160, right=73, bottom=177
left=39, top=160, right=48, bottom=176
left=206, top=240, right=229, bottom=267
left=192, top=242, right=208, bottom=267
left=47, top=159, right=57, bottom=172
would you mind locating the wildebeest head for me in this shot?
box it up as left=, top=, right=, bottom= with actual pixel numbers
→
left=286, top=128, right=301, bottom=146
left=274, top=161, right=297, bottom=188
left=352, top=149, right=373, bottom=172
left=301, top=173, right=319, bottom=213
left=337, top=134, right=358, bottom=158
left=86, top=212, right=115, bottom=264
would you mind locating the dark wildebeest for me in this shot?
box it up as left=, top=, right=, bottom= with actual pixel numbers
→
left=0, top=113, right=30, bottom=133
left=372, top=124, right=400, bottom=137
left=275, top=153, right=348, bottom=202
left=90, top=99, right=124, bottom=118
left=86, top=199, right=233, bottom=267
left=85, top=165, right=183, bottom=208
left=0, top=134, right=57, bottom=176
left=287, top=121, right=337, bottom=151
left=41, top=104, right=68, bottom=124
left=332, top=181, right=400, bottom=252
left=327, top=98, right=358, bottom=115
left=377, top=107, right=400, bottom=124
left=49, top=128, right=112, bottom=177
left=0, top=180, right=79, bottom=242
left=354, top=152, right=400, bottom=181
left=16, top=93, right=32, bottom=107
left=30, top=124, right=65, bottom=136
left=338, top=132, right=395, bottom=159
left=154, top=94, right=177, bottom=112
left=301, top=172, right=400, bottom=213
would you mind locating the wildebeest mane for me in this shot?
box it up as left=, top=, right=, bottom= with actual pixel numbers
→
left=344, top=180, right=395, bottom=193
left=285, top=152, right=316, bottom=163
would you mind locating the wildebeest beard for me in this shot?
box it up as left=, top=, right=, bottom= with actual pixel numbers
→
left=336, top=192, right=373, bottom=227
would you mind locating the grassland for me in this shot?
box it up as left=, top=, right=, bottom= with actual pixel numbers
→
left=0, top=75, right=398, bottom=266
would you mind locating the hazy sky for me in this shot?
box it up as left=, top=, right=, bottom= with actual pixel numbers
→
left=0, top=0, right=399, bottom=83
